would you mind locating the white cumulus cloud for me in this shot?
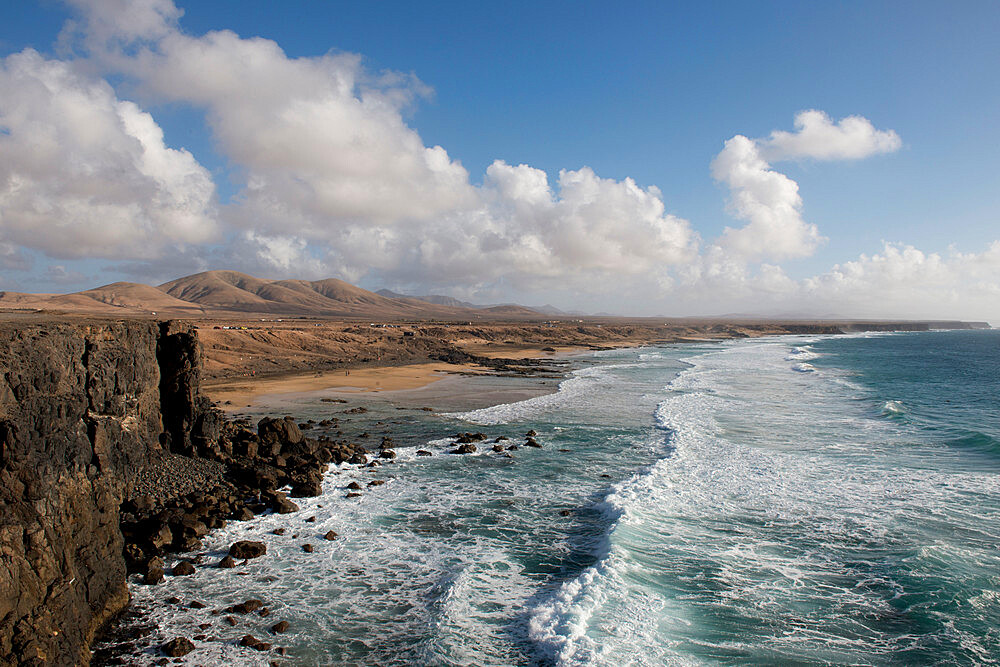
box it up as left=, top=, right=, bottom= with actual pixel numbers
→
left=0, top=49, right=217, bottom=260
left=761, top=109, right=902, bottom=162
left=710, top=111, right=900, bottom=264
left=52, top=2, right=698, bottom=292
left=711, top=135, right=823, bottom=261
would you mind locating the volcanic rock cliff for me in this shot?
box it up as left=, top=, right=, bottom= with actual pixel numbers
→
left=0, top=320, right=203, bottom=666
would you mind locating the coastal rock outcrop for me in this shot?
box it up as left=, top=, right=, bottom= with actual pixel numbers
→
left=0, top=319, right=362, bottom=665
left=0, top=321, right=170, bottom=665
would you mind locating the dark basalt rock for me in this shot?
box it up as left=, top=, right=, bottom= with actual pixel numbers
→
left=226, top=599, right=264, bottom=614
left=271, top=620, right=290, bottom=634
left=324, top=530, right=338, bottom=540
left=291, top=479, right=323, bottom=497
left=257, top=417, right=303, bottom=458
left=143, top=564, right=165, bottom=585
left=161, top=637, right=195, bottom=657
left=172, top=561, right=196, bottom=576
left=275, top=499, right=300, bottom=514
left=301, top=544, right=314, bottom=553
left=229, top=541, right=266, bottom=559
left=452, top=443, right=477, bottom=454
left=0, top=320, right=366, bottom=664
left=347, top=482, right=362, bottom=490
left=525, top=438, right=542, bottom=448
left=416, top=450, right=433, bottom=456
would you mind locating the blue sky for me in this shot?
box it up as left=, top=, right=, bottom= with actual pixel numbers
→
left=1, top=1, right=998, bottom=319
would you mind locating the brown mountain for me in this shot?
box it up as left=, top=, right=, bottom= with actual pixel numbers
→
left=158, top=270, right=477, bottom=318
left=0, top=282, right=207, bottom=317
left=0, top=270, right=544, bottom=320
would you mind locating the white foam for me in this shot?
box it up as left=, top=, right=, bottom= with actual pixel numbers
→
left=444, top=362, right=641, bottom=425
left=528, top=335, right=1000, bottom=664
left=881, top=399, right=906, bottom=416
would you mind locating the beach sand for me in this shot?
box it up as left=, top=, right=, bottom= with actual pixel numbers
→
left=204, top=361, right=487, bottom=408
left=203, top=344, right=591, bottom=409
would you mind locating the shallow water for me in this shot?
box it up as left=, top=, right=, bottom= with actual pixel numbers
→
left=103, top=331, right=1000, bottom=665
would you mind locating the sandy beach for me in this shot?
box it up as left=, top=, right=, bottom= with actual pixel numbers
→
left=202, top=341, right=596, bottom=408
left=203, top=361, right=486, bottom=408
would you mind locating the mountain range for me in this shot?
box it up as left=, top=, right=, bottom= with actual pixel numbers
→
left=0, top=270, right=546, bottom=320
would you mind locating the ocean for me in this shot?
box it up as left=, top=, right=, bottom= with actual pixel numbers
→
left=115, top=330, right=1000, bottom=665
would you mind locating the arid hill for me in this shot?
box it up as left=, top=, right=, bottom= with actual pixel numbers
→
left=0, top=270, right=543, bottom=320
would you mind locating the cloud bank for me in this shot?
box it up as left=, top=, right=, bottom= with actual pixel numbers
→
left=0, top=48, right=217, bottom=260
left=0, top=0, right=997, bottom=321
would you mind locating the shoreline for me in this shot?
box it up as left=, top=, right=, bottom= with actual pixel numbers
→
left=94, top=344, right=588, bottom=663
left=203, top=344, right=592, bottom=410
left=92, top=328, right=989, bottom=663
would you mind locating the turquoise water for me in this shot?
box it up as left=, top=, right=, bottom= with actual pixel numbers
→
left=123, top=331, right=1000, bottom=665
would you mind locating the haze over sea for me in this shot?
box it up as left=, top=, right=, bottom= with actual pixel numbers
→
left=119, top=329, right=1000, bottom=665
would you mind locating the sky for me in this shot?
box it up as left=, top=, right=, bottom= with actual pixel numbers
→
left=1, top=0, right=998, bottom=320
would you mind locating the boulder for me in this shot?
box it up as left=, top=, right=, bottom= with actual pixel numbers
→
left=275, top=498, right=299, bottom=514
left=416, top=450, right=433, bottom=456
left=162, top=637, right=195, bottom=657
left=232, top=506, right=255, bottom=521
left=452, top=443, right=477, bottom=454
left=217, top=555, right=236, bottom=569
left=271, top=620, right=290, bottom=634
left=172, top=561, right=196, bottom=576
left=291, top=479, right=323, bottom=497
left=324, top=530, right=338, bottom=540
left=257, top=417, right=303, bottom=456
left=143, top=565, right=164, bottom=585
left=229, top=541, right=267, bottom=559
left=301, top=544, right=314, bottom=553
left=227, top=599, right=264, bottom=614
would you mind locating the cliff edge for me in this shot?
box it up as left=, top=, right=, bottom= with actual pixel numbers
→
left=0, top=321, right=201, bottom=666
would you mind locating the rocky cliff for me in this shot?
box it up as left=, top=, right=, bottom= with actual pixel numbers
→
left=0, top=320, right=202, bottom=666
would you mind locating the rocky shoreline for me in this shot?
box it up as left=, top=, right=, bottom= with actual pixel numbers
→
left=96, top=407, right=547, bottom=664
left=2, top=317, right=975, bottom=665
left=98, top=412, right=368, bottom=663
